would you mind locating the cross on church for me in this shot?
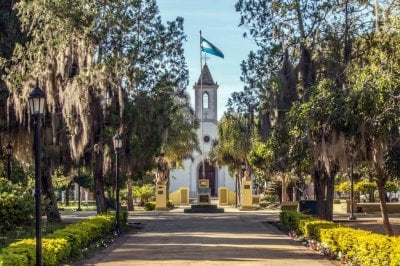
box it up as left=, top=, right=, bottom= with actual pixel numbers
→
left=203, top=53, right=210, bottom=64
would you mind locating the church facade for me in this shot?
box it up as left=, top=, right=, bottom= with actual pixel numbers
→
left=169, top=64, right=236, bottom=198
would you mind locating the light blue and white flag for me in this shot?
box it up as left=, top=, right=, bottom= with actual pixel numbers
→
left=201, top=37, right=224, bottom=58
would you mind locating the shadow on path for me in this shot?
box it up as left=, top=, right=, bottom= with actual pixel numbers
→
left=82, top=211, right=337, bottom=266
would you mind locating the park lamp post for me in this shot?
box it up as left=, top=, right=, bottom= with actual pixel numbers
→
left=5, top=142, right=13, bottom=180
left=76, top=165, right=82, bottom=211
left=113, top=131, right=122, bottom=235
left=28, top=80, right=46, bottom=266
left=348, top=162, right=357, bottom=220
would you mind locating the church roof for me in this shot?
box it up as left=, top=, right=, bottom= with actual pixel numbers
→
left=196, top=64, right=216, bottom=86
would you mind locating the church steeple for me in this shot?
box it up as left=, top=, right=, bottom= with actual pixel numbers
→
left=193, top=64, right=219, bottom=123
left=196, top=64, right=216, bottom=86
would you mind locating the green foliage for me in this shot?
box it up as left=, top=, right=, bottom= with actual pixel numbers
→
left=0, top=238, right=70, bottom=266
left=1, top=0, right=192, bottom=216
left=0, top=157, right=30, bottom=185
left=335, top=180, right=398, bottom=194
left=0, top=252, right=28, bottom=266
left=385, top=144, right=400, bottom=179
left=73, top=172, right=93, bottom=189
left=48, top=213, right=117, bottom=256
left=133, top=184, right=154, bottom=202
left=385, top=181, right=398, bottom=193
left=0, top=213, right=121, bottom=265
left=279, top=211, right=314, bottom=235
left=52, top=168, right=73, bottom=191
left=280, top=211, right=400, bottom=264
left=167, top=200, right=174, bottom=209
left=355, top=180, right=376, bottom=193
left=334, top=181, right=351, bottom=193
left=320, top=227, right=398, bottom=265
left=163, top=97, right=199, bottom=168
left=210, top=113, right=252, bottom=176
left=0, top=179, right=34, bottom=232
left=144, top=201, right=156, bottom=211
left=301, top=220, right=339, bottom=241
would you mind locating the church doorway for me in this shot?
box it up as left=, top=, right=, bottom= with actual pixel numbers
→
left=198, top=161, right=217, bottom=196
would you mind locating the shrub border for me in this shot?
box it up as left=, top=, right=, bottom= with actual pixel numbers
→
left=0, top=211, right=128, bottom=266
left=279, top=211, right=400, bottom=265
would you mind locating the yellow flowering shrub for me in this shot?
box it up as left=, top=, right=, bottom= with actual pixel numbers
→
left=0, top=212, right=122, bottom=265
left=320, top=227, right=399, bottom=265
left=301, top=220, right=339, bottom=241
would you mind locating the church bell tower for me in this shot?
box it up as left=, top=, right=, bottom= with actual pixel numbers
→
left=193, top=64, right=218, bottom=123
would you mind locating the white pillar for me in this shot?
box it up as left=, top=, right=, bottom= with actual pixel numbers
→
left=84, top=189, right=88, bottom=204
left=73, top=183, right=78, bottom=200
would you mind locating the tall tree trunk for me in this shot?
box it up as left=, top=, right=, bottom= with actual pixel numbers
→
left=314, top=165, right=327, bottom=219
left=376, top=169, right=393, bottom=235
left=325, top=170, right=336, bottom=221
left=127, top=179, right=134, bottom=211
left=281, top=173, right=287, bottom=202
left=42, top=169, right=61, bottom=223
left=94, top=149, right=107, bottom=214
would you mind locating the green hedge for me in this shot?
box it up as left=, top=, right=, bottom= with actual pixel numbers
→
left=144, top=202, right=156, bottom=211
left=279, top=211, right=315, bottom=235
left=0, top=238, right=70, bottom=266
left=301, top=220, right=339, bottom=241
left=280, top=211, right=400, bottom=265
left=319, top=227, right=400, bottom=265
left=0, top=211, right=128, bottom=266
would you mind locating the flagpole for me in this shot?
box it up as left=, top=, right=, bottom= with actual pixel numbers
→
left=200, top=30, right=205, bottom=180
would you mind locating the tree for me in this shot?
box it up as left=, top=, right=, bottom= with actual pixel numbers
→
left=235, top=0, right=399, bottom=223
left=347, top=17, right=400, bottom=234
left=1, top=0, right=191, bottom=217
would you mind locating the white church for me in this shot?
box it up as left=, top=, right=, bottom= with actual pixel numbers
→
left=169, top=64, right=236, bottom=199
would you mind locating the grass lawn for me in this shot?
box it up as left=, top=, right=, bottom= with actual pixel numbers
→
left=0, top=222, right=68, bottom=249
left=57, top=200, right=97, bottom=211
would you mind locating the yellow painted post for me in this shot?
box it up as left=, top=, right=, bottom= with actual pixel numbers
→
left=218, top=187, right=228, bottom=205
left=241, top=180, right=253, bottom=209
left=155, top=185, right=168, bottom=211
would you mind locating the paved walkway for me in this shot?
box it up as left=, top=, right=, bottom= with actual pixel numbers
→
left=83, top=208, right=336, bottom=266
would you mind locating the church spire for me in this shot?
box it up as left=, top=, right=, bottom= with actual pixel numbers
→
left=197, top=64, right=216, bottom=86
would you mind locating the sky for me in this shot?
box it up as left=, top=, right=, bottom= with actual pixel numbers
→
left=157, top=0, right=257, bottom=119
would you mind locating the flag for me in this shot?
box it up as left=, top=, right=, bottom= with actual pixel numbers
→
left=201, top=37, right=224, bottom=58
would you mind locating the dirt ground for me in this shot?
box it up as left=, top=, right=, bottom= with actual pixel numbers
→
left=333, top=212, right=400, bottom=235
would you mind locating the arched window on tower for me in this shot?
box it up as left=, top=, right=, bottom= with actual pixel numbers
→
left=202, top=92, right=209, bottom=109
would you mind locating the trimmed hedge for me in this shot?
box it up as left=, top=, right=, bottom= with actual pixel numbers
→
left=0, top=238, right=70, bottom=266
left=301, top=220, right=339, bottom=241
left=144, top=201, right=174, bottom=211
left=0, top=211, right=128, bottom=266
left=279, top=211, right=315, bottom=235
left=319, top=227, right=400, bottom=266
left=144, top=201, right=156, bottom=211
left=280, top=211, right=400, bottom=265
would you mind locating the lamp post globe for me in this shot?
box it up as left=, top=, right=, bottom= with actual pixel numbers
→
left=28, top=79, right=45, bottom=266
left=113, top=131, right=122, bottom=235
left=113, top=132, right=122, bottom=150
left=5, top=143, right=12, bottom=180
left=28, top=80, right=46, bottom=116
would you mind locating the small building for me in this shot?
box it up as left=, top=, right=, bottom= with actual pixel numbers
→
left=169, top=64, right=235, bottom=198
